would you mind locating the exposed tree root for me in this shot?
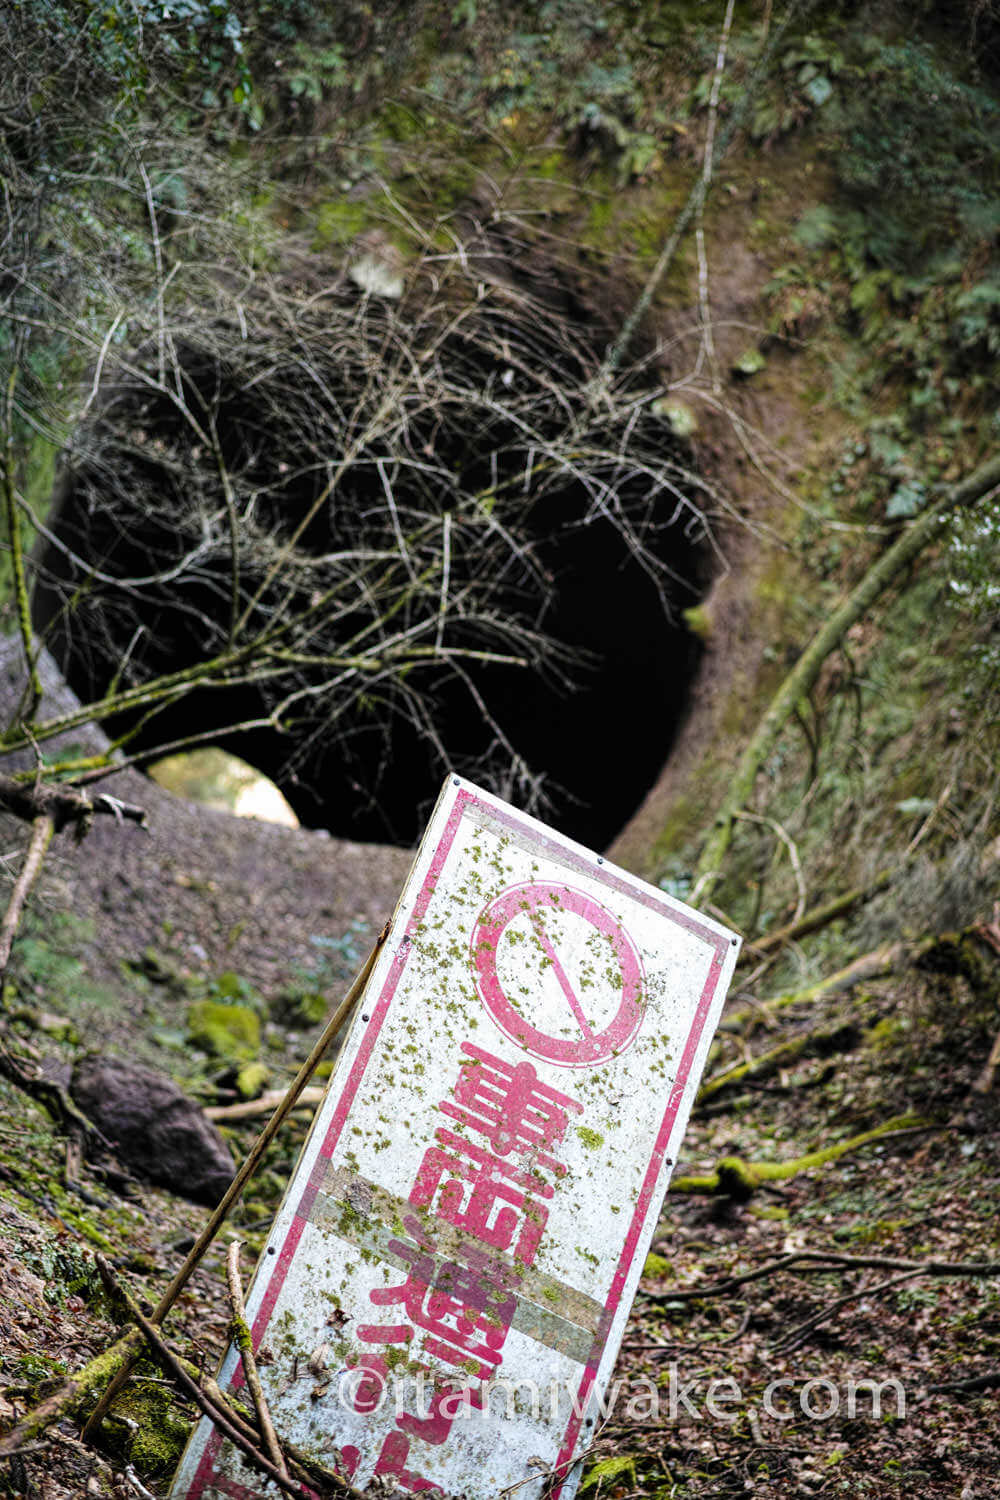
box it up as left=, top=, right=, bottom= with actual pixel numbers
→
left=669, top=1113, right=930, bottom=1200
left=698, top=1017, right=862, bottom=1103
left=737, top=869, right=893, bottom=966
left=722, top=942, right=912, bottom=1035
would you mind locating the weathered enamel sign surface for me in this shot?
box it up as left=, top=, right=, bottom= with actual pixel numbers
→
left=170, top=777, right=740, bottom=1500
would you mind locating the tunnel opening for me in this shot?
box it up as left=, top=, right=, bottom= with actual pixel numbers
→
left=33, top=243, right=715, bottom=849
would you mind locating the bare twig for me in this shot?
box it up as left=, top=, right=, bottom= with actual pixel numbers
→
left=771, top=1268, right=923, bottom=1354
left=922, top=1369, right=1000, bottom=1396
left=647, top=1247, right=1000, bottom=1303
left=204, top=1085, right=325, bottom=1121
left=735, top=809, right=808, bottom=924
left=95, top=1257, right=313, bottom=1500
left=0, top=813, right=53, bottom=980
left=596, top=0, right=819, bottom=382
left=0, top=774, right=147, bottom=837
left=225, top=1240, right=289, bottom=1481
left=736, top=870, right=894, bottom=964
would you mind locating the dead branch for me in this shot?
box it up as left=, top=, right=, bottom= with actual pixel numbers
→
left=691, top=454, right=1000, bottom=905
left=645, top=1245, right=1000, bottom=1302
left=597, top=0, right=819, bottom=381
left=697, top=1017, right=861, bottom=1103
left=737, top=868, right=893, bottom=965
left=94, top=1256, right=314, bottom=1500
left=722, top=941, right=912, bottom=1035
left=204, top=1085, right=325, bottom=1122
left=734, top=808, right=808, bottom=924
left=922, top=1369, right=1000, bottom=1396
left=94, top=1256, right=367, bottom=1498
left=771, top=1268, right=922, bottom=1354
left=0, top=774, right=148, bottom=836
left=0, top=812, right=53, bottom=979
left=225, top=1240, right=289, bottom=1482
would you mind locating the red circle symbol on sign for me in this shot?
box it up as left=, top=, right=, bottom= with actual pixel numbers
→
left=470, top=881, right=646, bottom=1068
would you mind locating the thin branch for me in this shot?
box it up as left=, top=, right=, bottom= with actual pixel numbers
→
left=772, top=1268, right=922, bottom=1354
left=737, top=869, right=893, bottom=964
left=647, top=1247, right=1000, bottom=1303
left=0, top=813, right=53, bottom=980
left=0, top=773, right=147, bottom=836
left=735, top=809, right=808, bottom=924
left=923, top=1369, right=1000, bottom=1396
left=225, top=1240, right=289, bottom=1482
left=204, top=1085, right=325, bottom=1121
left=692, top=460, right=1000, bottom=904
left=95, top=1257, right=313, bottom=1500
left=596, top=0, right=819, bottom=384
left=1, top=368, right=41, bottom=719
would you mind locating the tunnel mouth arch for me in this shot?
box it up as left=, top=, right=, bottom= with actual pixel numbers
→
left=33, top=239, right=718, bottom=849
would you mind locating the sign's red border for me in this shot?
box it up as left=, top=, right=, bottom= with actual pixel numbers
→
left=183, top=785, right=732, bottom=1499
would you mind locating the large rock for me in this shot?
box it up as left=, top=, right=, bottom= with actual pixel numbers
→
left=70, top=1055, right=235, bottom=1206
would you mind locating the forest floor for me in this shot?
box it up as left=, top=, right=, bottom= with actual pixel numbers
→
left=0, top=772, right=997, bottom=1497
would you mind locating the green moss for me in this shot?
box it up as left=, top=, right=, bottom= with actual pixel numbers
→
left=313, top=199, right=370, bottom=247
left=270, top=986, right=328, bottom=1027
left=575, top=1125, right=604, bottom=1150
left=105, top=1378, right=191, bottom=1476
left=186, top=1000, right=260, bottom=1062
left=15, top=1350, right=67, bottom=1395
left=681, top=603, right=712, bottom=641
left=0, top=429, right=61, bottom=622
left=642, top=1251, right=671, bottom=1280
left=236, top=1060, right=270, bottom=1099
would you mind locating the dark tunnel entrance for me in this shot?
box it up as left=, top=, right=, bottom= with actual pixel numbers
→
left=33, top=259, right=713, bottom=850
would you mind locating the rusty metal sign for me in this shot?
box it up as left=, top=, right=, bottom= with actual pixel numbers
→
left=170, top=777, right=740, bottom=1500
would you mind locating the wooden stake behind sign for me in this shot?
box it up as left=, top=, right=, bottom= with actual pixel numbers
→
left=170, top=777, right=740, bottom=1500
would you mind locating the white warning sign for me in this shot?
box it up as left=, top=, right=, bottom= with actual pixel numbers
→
left=170, top=776, right=739, bottom=1499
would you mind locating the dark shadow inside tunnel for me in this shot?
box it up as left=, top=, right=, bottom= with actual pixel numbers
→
left=31, top=272, right=712, bottom=851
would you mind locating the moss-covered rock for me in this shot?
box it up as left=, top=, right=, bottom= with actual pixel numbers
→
left=236, top=1060, right=270, bottom=1099
left=186, top=1000, right=260, bottom=1062
left=269, top=986, right=328, bottom=1028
